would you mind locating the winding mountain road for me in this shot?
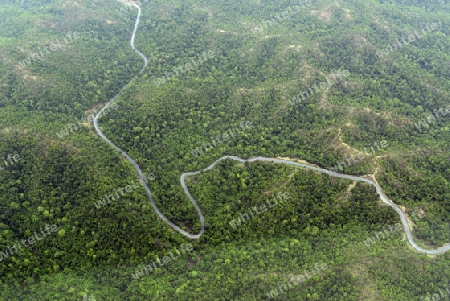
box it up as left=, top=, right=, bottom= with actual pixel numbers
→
left=93, top=1, right=450, bottom=254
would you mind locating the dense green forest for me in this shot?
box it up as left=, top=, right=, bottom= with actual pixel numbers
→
left=0, top=0, right=449, bottom=299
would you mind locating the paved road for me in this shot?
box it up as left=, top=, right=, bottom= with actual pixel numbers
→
left=93, top=2, right=450, bottom=254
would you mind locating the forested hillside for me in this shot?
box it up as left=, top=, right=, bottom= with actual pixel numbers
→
left=0, top=0, right=449, bottom=300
